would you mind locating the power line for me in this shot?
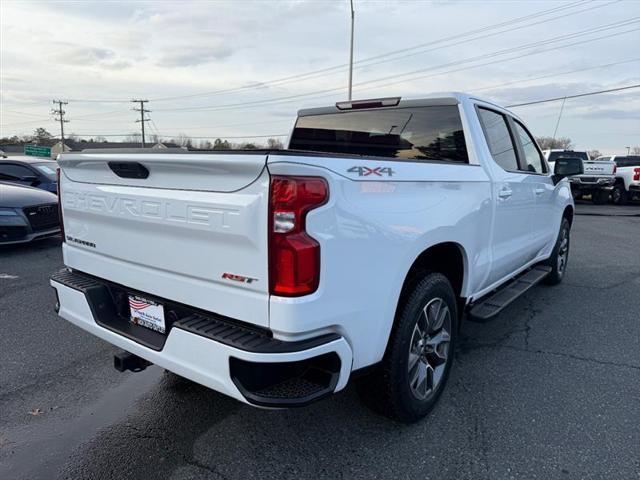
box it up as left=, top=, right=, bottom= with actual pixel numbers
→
left=474, top=57, right=640, bottom=92
left=131, top=99, right=151, bottom=147
left=506, top=84, right=640, bottom=107
left=0, top=1, right=625, bottom=114
left=59, top=133, right=288, bottom=139
left=148, top=0, right=598, bottom=103
left=153, top=20, right=640, bottom=114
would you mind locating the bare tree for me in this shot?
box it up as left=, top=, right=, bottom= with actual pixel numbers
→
left=267, top=137, right=284, bottom=150
left=124, top=133, right=142, bottom=143
left=588, top=150, right=602, bottom=160
left=213, top=138, right=231, bottom=150
left=176, top=133, right=192, bottom=148
left=631, top=146, right=640, bottom=155
left=31, top=127, right=55, bottom=146
left=536, top=136, right=573, bottom=150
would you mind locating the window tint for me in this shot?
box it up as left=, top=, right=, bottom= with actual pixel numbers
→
left=0, top=163, right=33, bottom=179
left=477, top=108, right=518, bottom=171
left=513, top=121, right=545, bottom=173
left=33, top=163, right=57, bottom=180
left=614, top=156, right=640, bottom=167
left=289, top=105, right=468, bottom=163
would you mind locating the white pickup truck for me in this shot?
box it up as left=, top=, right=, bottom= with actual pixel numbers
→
left=596, top=155, right=640, bottom=205
left=543, top=149, right=616, bottom=204
left=51, top=93, right=581, bottom=422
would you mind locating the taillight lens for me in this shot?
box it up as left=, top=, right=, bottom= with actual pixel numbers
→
left=613, top=164, right=617, bottom=174
left=633, top=168, right=640, bottom=181
left=57, top=167, right=65, bottom=242
left=269, top=176, right=328, bottom=296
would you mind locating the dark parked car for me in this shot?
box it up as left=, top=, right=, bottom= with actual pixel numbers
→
left=0, top=182, right=60, bottom=245
left=0, top=156, right=58, bottom=194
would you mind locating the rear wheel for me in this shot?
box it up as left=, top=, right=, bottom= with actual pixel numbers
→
left=544, top=218, right=571, bottom=285
left=357, top=273, right=457, bottom=423
left=611, top=183, right=628, bottom=205
left=592, top=189, right=609, bottom=205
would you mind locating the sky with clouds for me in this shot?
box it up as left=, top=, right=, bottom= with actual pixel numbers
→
left=1, top=0, right=639, bottom=153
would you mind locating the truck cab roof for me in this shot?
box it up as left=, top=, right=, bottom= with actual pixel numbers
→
left=297, top=92, right=516, bottom=117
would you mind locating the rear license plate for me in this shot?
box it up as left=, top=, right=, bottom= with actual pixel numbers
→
left=129, top=295, right=166, bottom=334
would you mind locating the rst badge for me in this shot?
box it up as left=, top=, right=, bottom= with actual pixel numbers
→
left=347, top=166, right=395, bottom=177
left=222, top=272, right=258, bottom=284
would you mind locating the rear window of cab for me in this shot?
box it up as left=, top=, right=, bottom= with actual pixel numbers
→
left=289, top=105, right=469, bottom=163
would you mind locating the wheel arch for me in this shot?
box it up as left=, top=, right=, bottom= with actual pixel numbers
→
left=562, top=204, right=574, bottom=226
left=396, top=242, right=468, bottom=320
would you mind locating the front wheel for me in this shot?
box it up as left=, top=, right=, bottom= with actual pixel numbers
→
left=544, top=218, right=571, bottom=285
left=357, top=273, right=457, bottom=423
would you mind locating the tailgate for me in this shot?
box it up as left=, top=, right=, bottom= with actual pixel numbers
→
left=582, top=161, right=615, bottom=176
left=58, top=151, right=271, bottom=327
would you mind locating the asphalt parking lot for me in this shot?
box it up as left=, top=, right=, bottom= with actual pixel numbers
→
left=1, top=204, right=639, bottom=480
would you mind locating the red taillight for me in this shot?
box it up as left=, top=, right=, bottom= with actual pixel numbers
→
left=269, top=176, right=328, bottom=297
left=57, top=167, right=65, bottom=242
left=633, top=168, right=640, bottom=181
left=613, top=164, right=617, bottom=174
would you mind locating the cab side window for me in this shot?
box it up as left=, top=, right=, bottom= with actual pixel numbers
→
left=0, top=163, right=34, bottom=179
left=477, top=108, right=519, bottom=172
left=513, top=120, right=546, bottom=174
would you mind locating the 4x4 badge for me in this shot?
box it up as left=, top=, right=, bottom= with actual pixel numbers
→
left=347, top=166, right=395, bottom=177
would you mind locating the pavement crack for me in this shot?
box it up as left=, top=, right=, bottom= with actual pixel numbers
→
left=463, top=342, right=640, bottom=371
left=177, top=451, right=231, bottom=480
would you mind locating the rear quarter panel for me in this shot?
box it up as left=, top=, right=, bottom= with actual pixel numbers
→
left=267, top=154, right=492, bottom=369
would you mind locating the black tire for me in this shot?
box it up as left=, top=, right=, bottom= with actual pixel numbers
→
left=357, top=273, right=457, bottom=423
left=592, top=189, right=609, bottom=205
left=611, top=183, right=629, bottom=205
left=544, top=218, right=571, bottom=285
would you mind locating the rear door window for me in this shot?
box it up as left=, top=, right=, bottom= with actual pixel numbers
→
left=477, top=108, right=519, bottom=172
left=289, top=105, right=469, bottom=163
left=513, top=120, right=546, bottom=174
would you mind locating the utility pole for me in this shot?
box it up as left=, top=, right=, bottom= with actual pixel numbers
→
left=51, top=100, right=69, bottom=147
left=348, top=0, right=355, bottom=100
left=131, top=99, right=151, bottom=148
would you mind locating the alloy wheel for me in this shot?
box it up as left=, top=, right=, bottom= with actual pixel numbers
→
left=407, top=297, right=452, bottom=400
left=557, top=227, right=569, bottom=275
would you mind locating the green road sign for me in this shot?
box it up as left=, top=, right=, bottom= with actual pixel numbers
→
left=24, top=144, right=52, bottom=157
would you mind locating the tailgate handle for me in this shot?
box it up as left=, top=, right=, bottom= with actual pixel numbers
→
left=108, top=162, right=149, bottom=179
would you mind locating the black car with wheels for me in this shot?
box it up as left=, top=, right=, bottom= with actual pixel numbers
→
left=0, top=182, right=60, bottom=245
left=0, top=156, right=58, bottom=194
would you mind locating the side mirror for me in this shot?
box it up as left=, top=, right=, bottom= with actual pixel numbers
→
left=552, top=157, right=583, bottom=185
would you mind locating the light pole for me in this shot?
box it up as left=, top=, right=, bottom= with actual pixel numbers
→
left=348, top=0, right=355, bottom=100
left=626, top=146, right=631, bottom=155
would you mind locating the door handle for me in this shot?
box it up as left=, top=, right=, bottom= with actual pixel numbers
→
left=498, top=188, right=513, bottom=199
left=535, top=188, right=545, bottom=195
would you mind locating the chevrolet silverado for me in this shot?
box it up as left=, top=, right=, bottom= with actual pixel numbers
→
left=50, top=93, right=581, bottom=422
